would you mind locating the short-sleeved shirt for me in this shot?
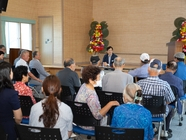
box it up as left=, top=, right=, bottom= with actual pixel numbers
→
left=14, top=81, right=36, bottom=104
left=128, top=63, right=149, bottom=78
left=111, top=104, right=154, bottom=140
left=174, top=61, right=186, bottom=80
left=29, top=99, right=73, bottom=140
left=0, top=88, right=20, bottom=140
left=15, top=58, right=30, bottom=72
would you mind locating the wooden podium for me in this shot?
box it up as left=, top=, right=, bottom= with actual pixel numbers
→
left=166, top=41, right=184, bottom=62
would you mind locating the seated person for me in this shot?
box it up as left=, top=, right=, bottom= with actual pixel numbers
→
left=75, top=65, right=119, bottom=130
left=90, top=54, right=101, bottom=66
left=29, top=75, right=73, bottom=140
left=128, top=53, right=150, bottom=78
left=0, top=51, right=4, bottom=63
left=13, top=65, right=36, bottom=104
left=29, top=51, right=50, bottom=81
left=111, top=83, right=154, bottom=140
left=102, top=46, right=117, bottom=67
left=13, top=49, right=23, bottom=66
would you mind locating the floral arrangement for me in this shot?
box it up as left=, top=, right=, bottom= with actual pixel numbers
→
left=87, top=21, right=109, bottom=54
left=171, top=17, right=186, bottom=53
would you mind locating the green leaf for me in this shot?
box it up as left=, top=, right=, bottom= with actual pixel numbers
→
left=89, top=29, right=94, bottom=37
left=172, top=29, right=180, bottom=36
left=90, top=21, right=99, bottom=29
left=174, top=17, right=186, bottom=28
left=100, top=21, right=108, bottom=29
left=170, top=36, right=179, bottom=42
left=102, top=28, right=109, bottom=38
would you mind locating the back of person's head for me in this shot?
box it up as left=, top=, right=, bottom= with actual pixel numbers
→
left=0, top=51, right=5, bottom=55
left=0, top=45, right=5, bottom=49
left=13, top=66, right=28, bottom=81
left=167, top=60, right=177, bottom=71
left=148, top=58, right=162, bottom=74
left=39, top=75, right=61, bottom=128
left=113, top=57, right=125, bottom=67
left=0, top=61, right=14, bottom=90
left=140, top=53, right=150, bottom=64
left=64, top=58, right=74, bottom=67
left=32, top=51, right=38, bottom=58
left=174, top=52, right=185, bottom=62
left=107, top=46, right=113, bottom=51
left=123, top=83, right=142, bottom=104
left=82, top=65, right=101, bottom=84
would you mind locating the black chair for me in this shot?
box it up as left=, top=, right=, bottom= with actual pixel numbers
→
left=16, top=124, right=62, bottom=140
left=95, top=126, right=144, bottom=140
left=134, top=77, right=146, bottom=83
left=30, top=68, right=39, bottom=78
left=74, top=86, right=80, bottom=94
left=96, top=90, right=124, bottom=122
left=60, top=85, right=73, bottom=102
left=19, top=95, right=34, bottom=124
left=142, top=95, right=166, bottom=140
left=66, top=100, right=100, bottom=137
left=0, top=125, right=7, bottom=140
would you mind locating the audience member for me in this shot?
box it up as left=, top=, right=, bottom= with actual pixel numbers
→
left=29, top=51, right=50, bottom=81
left=0, top=51, right=4, bottom=62
left=0, top=44, right=6, bottom=53
left=13, top=49, right=23, bottom=66
left=15, top=50, right=42, bottom=92
left=128, top=53, right=150, bottom=78
left=137, top=59, right=175, bottom=138
left=13, top=66, right=36, bottom=104
left=111, top=83, right=154, bottom=140
left=56, top=58, right=81, bottom=95
left=75, top=65, right=119, bottom=130
left=102, top=57, right=133, bottom=93
left=29, top=75, right=73, bottom=140
left=102, top=46, right=117, bottom=67
left=174, top=52, right=186, bottom=80
left=90, top=55, right=101, bottom=66
left=0, top=61, right=22, bottom=140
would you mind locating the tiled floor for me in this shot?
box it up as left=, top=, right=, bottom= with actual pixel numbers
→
left=72, top=113, right=186, bottom=140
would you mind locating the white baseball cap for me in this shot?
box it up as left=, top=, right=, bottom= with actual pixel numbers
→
left=140, top=53, right=150, bottom=62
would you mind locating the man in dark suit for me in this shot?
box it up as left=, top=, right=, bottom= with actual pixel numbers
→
left=102, top=46, right=117, bottom=67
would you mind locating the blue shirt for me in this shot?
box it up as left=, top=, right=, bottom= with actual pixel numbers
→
left=128, top=63, right=149, bottom=78
left=111, top=103, right=154, bottom=140
left=159, top=72, right=184, bottom=98
left=174, top=61, right=186, bottom=80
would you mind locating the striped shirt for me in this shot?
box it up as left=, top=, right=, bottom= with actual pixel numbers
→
left=137, top=76, right=175, bottom=116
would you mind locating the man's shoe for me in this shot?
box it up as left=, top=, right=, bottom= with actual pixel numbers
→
left=168, top=129, right=172, bottom=133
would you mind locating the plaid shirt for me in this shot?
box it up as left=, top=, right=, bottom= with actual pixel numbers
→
left=137, top=76, right=175, bottom=116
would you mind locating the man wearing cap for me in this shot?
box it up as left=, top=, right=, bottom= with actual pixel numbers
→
left=102, top=57, right=133, bottom=93
left=137, top=59, right=175, bottom=138
left=128, top=53, right=150, bottom=78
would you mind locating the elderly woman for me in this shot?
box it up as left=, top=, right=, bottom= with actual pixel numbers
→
left=111, top=83, right=154, bottom=140
left=14, top=65, right=36, bottom=104
left=75, top=65, right=119, bottom=129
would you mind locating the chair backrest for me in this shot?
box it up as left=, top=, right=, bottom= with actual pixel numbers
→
left=74, top=86, right=80, bottom=94
left=95, top=126, right=144, bottom=140
left=19, top=95, right=34, bottom=116
left=66, top=100, right=100, bottom=126
left=170, top=85, right=178, bottom=105
left=30, top=68, right=39, bottom=78
left=183, top=80, right=186, bottom=93
left=142, top=94, right=166, bottom=115
left=16, top=124, right=62, bottom=140
left=97, top=90, right=124, bottom=107
left=60, top=85, right=73, bottom=102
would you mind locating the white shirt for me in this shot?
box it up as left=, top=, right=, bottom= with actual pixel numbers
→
left=29, top=99, right=73, bottom=140
left=15, top=58, right=30, bottom=72
left=94, top=70, right=104, bottom=87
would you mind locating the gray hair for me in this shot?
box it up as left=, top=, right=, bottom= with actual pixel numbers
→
left=64, top=58, right=74, bottom=67
left=20, top=50, right=29, bottom=57
left=32, top=51, right=38, bottom=58
left=148, top=67, right=161, bottom=73
left=114, top=57, right=125, bottom=67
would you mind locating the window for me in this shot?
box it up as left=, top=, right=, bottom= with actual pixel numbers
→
left=5, top=22, right=32, bottom=54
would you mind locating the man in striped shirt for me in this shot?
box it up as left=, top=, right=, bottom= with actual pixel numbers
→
left=137, top=59, right=175, bottom=138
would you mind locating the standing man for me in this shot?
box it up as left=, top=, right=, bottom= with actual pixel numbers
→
left=102, top=46, right=117, bottom=67
left=137, top=59, right=175, bottom=138
left=56, top=58, right=81, bottom=95
left=15, top=50, right=42, bottom=92
left=29, top=51, right=50, bottom=81
left=102, top=57, right=133, bottom=93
